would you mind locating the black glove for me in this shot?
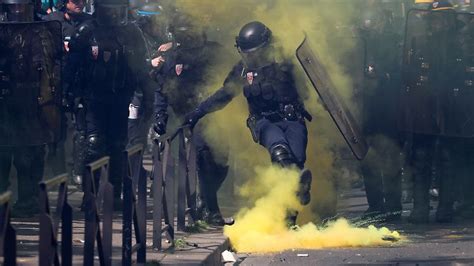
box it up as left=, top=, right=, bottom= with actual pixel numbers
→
left=153, top=113, right=168, bottom=136
left=153, top=122, right=166, bottom=136
left=183, top=108, right=205, bottom=129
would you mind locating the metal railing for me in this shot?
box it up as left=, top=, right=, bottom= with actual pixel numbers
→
left=176, top=128, right=198, bottom=231
left=152, top=137, right=175, bottom=250
left=39, top=174, right=73, bottom=266
left=0, top=191, right=16, bottom=266
left=152, top=126, right=198, bottom=250
left=83, top=156, right=113, bottom=266
left=122, top=144, right=147, bottom=265
left=3, top=126, right=200, bottom=263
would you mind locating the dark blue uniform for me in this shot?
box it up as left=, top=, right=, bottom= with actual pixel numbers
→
left=70, top=21, right=148, bottom=200
left=127, top=26, right=167, bottom=148
left=359, top=18, right=403, bottom=219
left=188, top=61, right=309, bottom=169
left=44, top=11, right=93, bottom=179
left=151, top=41, right=232, bottom=223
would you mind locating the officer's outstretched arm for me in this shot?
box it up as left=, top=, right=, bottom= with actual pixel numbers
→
left=184, top=64, right=241, bottom=127
left=184, top=85, right=238, bottom=128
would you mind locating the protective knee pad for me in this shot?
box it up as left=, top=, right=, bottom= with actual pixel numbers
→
left=413, top=148, right=432, bottom=173
left=270, top=144, right=296, bottom=167
left=86, top=134, right=105, bottom=162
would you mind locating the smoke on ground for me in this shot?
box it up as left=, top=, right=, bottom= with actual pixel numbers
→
left=224, top=165, right=401, bottom=253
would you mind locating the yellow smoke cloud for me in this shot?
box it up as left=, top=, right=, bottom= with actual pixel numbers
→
left=172, top=0, right=360, bottom=214
left=224, top=165, right=401, bottom=253
left=168, top=0, right=403, bottom=253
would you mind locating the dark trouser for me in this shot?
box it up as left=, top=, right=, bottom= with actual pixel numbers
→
left=73, top=106, right=87, bottom=179
left=361, top=135, right=402, bottom=213
left=127, top=91, right=154, bottom=149
left=85, top=100, right=129, bottom=199
left=194, top=132, right=229, bottom=215
left=45, top=142, right=67, bottom=177
left=256, top=119, right=308, bottom=168
left=410, top=134, right=458, bottom=219
left=0, top=145, right=45, bottom=205
left=44, top=115, right=68, bottom=177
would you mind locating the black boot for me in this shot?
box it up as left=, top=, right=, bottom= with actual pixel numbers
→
left=285, top=210, right=299, bottom=229
left=408, top=148, right=432, bottom=224
left=384, top=173, right=403, bottom=222
left=435, top=175, right=454, bottom=223
left=297, top=169, right=312, bottom=206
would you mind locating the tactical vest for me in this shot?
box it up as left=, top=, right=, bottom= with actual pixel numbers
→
left=85, top=26, right=136, bottom=101
left=242, top=63, right=303, bottom=121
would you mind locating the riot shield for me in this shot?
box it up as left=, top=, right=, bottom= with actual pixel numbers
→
left=399, top=9, right=474, bottom=137
left=0, top=21, right=63, bottom=147
left=296, top=37, right=369, bottom=160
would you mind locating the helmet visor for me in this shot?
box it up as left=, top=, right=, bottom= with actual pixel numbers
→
left=239, top=44, right=275, bottom=69
left=4, top=3, right=33, bottom=22
left=96, top=5, right=128, bottom=26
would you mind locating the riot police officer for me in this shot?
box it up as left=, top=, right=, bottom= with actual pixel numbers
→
left=359, top=5, right=404, bottom=221
left=68, top=0, right=148, bottom=207
left=184, top=21, right=313, bottom=223
left=401, top=1, right=468, bottom=223
left=44, top=0, right=92, bottom=182
left=127, top=2, right=170, bottom=150
left=148, top=12, right=235, bottom=226
left=0, top=0, right=63, bottom=216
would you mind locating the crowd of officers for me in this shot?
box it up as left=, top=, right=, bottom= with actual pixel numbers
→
left=359, top=0, right=474, bottom=224
left=0, top=0, right=314, bottom=225
left=0, top=0, right=473, bottom=228
left=0, top=0, right=239, bottom=225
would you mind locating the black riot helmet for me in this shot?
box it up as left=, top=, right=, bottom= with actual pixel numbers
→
left=360, top=8, right=386, bottom=33
left=95, top=0, right=128, bottom=27
left=168, top=13, right=207, bottom=49
left=236, top=21, right=275, bottom=69
left=235, top=21, right=272, bottom=53
left=1, top=0, right=34, bottom=22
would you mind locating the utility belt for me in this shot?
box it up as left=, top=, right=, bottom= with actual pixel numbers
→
left=260, top=103, right=312, bottom=122
left=0, top=81, right=40, bottom=98
left=246, top=103, right=312, bottom=143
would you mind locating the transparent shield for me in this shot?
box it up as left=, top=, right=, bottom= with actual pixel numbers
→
left=399, top=9, right=474, bottom=137
left=0, top=21, right=63, bottom=146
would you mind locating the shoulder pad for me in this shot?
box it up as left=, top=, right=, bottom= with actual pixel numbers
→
left=43, top=11, right=65, bottom=22
left=279, top=62, right=293, bottom=72
left=77, top=20, right=94, bottom=34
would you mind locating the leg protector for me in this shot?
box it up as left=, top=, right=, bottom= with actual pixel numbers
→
left=85, top=134, right=106, bottom=164
left=408, top=148, right=432, bottom=223
left=197, top=148, right=229, bottom=214
left=109, top=141, right=126, bottom=200
left=270, top=143, right=296, bottom=167
left=72, top=130, right=87, bottom=185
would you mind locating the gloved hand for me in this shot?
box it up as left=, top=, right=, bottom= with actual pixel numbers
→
left=153, top=113, right=168, bottom=136
left=183, top=108, right=205, bottom=129
left=62, top=93, right=83, bottom=114
left=153, top=121, right=166, bottom=136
